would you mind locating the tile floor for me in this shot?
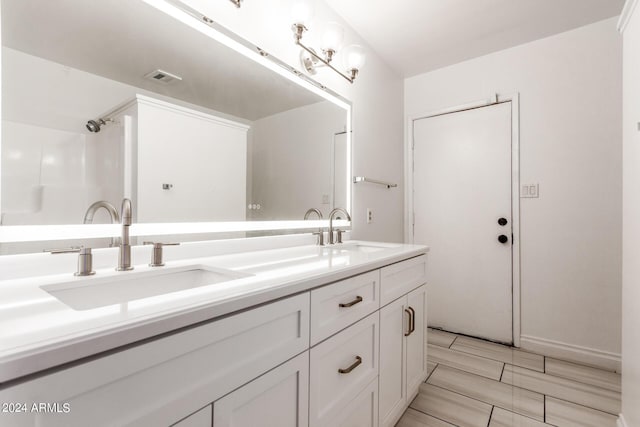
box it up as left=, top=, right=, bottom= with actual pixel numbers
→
left=396, top=328, right=621, bottom=427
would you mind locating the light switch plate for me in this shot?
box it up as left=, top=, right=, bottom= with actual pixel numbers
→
left=521, top=183, right=539, bottom=198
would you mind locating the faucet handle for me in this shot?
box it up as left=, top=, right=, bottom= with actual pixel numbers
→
left=45, top=246, right=95, bottom=276
left=312, top=231, right=325, bottom=246
left=44, top=246, right=82, bottom=254
left=143, top=242, right=180, bottom=267
left=75, top=247, right=95, bottom=276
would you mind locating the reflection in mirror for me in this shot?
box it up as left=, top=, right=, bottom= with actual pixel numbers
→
left=1, top=0, right=349, bottom=252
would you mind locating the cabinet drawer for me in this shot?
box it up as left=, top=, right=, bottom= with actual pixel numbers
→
left=310, top=270, right=380, bottom=345
left=309, top=312, right=379, bottom=427
left=0, top=293, right=310, bottom=427
left=321, top=377, right=378, bottom=427
left=380, top=255, right=427, bottom=306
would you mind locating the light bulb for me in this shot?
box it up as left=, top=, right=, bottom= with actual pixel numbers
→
left=321, top=22, right=344, bottom=52
left=291, top=0, right=314, bottom=26
left=343, top=44, right=367, bottom=71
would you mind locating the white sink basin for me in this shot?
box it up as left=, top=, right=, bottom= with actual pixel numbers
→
left=41, top=266, right=252, bottom=311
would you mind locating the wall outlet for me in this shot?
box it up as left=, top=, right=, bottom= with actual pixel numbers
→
left=367, top=208, right=373, bottom=224
left=521, top=183, right=539, bottom=198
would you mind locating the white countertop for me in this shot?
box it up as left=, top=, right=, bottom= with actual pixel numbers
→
left=0, top=240, right=427, bottom=384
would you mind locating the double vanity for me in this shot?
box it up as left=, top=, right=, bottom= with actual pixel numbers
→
left=0, top=239, right=428, bottom=427
left=0, top=0, right=426, bottom=425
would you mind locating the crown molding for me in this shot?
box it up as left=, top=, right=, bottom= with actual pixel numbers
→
left=618, top=0, right=639, bottom=33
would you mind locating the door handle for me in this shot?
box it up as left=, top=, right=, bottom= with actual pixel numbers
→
left=339, top=295, right=363, bottom=308
left=408, top=307, right=416, bottom=334
left=338, top=356, right=362, bottom=374
left=404, top=308, right=413, bottom=336
left=498, top=235, right=508, bottom=244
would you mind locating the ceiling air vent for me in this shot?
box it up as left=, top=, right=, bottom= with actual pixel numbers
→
left=143, top=69, right=183, bottom=84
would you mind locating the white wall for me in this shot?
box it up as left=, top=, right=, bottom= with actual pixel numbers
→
left=405, top=18, right=623, bottom=369
left=180, top=0, right=405, bottom=242
left=621, top=1, right=640, bottom=424
left=250, top=101, right=345, bottom=220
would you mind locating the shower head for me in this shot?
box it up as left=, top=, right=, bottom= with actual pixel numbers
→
left=86, top=118, right=114, bottom=133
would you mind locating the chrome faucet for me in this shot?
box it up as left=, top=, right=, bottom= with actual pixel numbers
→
left=116, top=198, right=134, bottom=271
left=328, top=208, right=351, bottom=244
left=304, top=208, right=323, bottom=220
left=83, top=201, right=121, bottom=246
left=304, top=208, right=325, bottom=246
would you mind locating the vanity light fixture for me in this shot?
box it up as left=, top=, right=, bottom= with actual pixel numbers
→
left=228, top=0, right=242, bottom=7
left=291, top=0, right=366, bottom=83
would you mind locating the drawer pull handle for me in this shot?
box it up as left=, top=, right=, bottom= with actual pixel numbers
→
left=338, top=356, right=362, bottom=374
left=404, top=308, right=412, bottom=336
left=408, top=306, right=416, bottom=334
left=339, top=296, right=363, bottom=308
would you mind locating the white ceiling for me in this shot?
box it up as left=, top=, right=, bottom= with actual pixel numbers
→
left=2, top=0, right=322, bottom=121
left=324, top=0, right=624, bottom=77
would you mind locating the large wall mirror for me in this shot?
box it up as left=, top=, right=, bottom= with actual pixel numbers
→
left=0, top=0, right=351, bottom=253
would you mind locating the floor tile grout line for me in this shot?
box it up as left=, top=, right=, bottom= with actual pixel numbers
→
left=424, top=330, right=621, bottom=425
left=407, top=402, right=458, bottom=426
left=545, top=393, right=623, bottom=418
left=502, top=362, right=622, bottom=397
left=500, top=364, right=621, bottom=416
left=487, top=406, right=495, bottom=427
left=448, top=336, right=457, bottom=348
left=442, top=329, right=620, bottom=378
left=532, top=362, right=622, bottom=393
left=425, top=363, right=438, bottom=382
left=449, top=346, right=545, bottom=372
left=535, top=372, right=622, bottom=394
left=438, top=333, right=620, bottom=392
left=426, top=371, right=545, bottom=422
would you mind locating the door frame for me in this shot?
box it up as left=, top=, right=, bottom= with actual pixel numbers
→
left=405, top=93, right=521, bottom=347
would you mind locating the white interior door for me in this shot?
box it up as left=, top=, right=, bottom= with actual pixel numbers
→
left=413, top=102, right=513, bottom=344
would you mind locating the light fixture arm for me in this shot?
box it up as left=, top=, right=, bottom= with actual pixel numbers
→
left=228, top=0, right=242, bottom=8
left=296, top=40, right=356, bottom=83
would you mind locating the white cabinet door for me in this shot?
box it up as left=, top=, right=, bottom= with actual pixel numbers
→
left=378, top=297, right=407, bottom=427
left=173, top=406, right=212, bottom=427
left=213, top=352, right=309, bottom=427
left=406, top=285, right=428, bottom=400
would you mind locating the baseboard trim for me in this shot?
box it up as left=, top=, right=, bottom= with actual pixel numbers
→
left=617, top=414, right=628, bottom=427
left=520, top=335, right=621, bottom=372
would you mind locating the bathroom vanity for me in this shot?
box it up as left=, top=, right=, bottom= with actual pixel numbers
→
left=0, top=240, right=428, bottom=427
left=0, top=0, right=423, bottom=425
